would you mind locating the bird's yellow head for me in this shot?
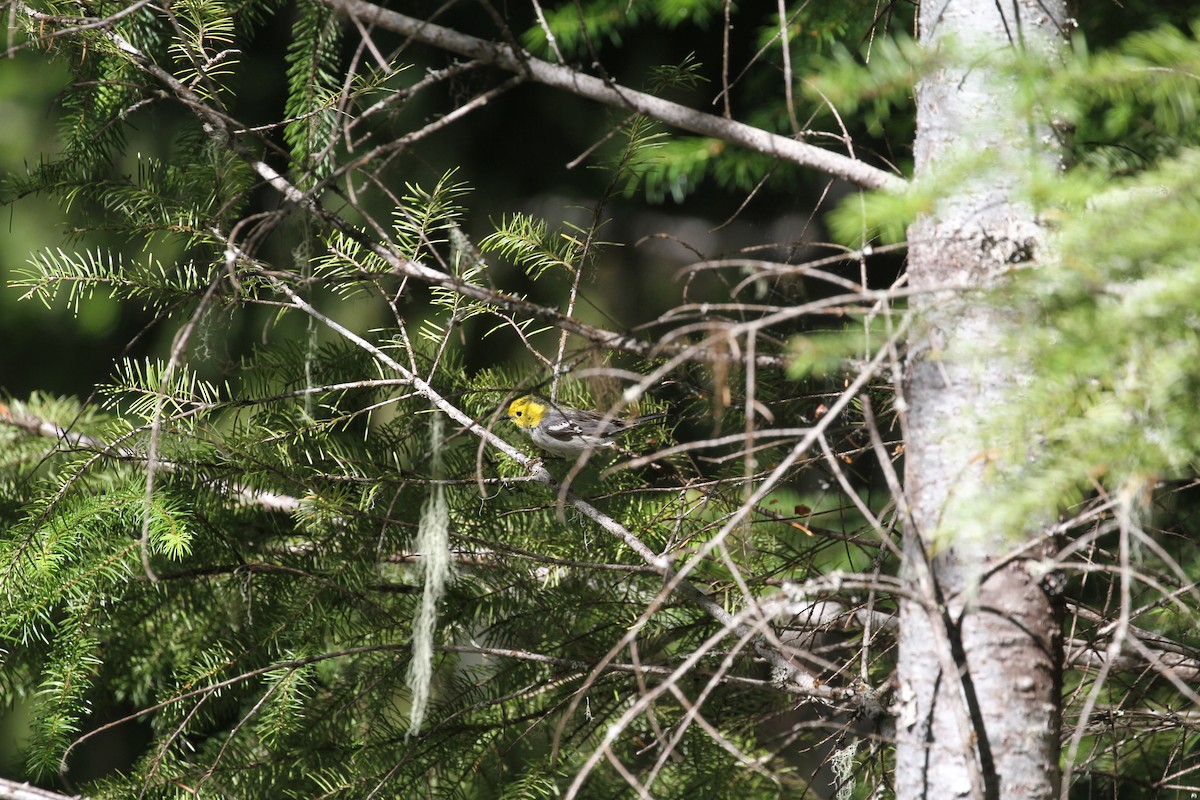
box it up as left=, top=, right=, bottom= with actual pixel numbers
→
left=507, top=395, right=546, bottom=430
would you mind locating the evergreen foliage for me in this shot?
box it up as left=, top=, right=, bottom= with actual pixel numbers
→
left=1, top=1, right=1199, bottom=798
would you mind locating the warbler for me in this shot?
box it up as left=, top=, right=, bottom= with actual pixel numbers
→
left=506, top=395, right=665, bottom=457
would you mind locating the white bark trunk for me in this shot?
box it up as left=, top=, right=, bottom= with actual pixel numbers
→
left=896, top=1, right=1069, bottom=798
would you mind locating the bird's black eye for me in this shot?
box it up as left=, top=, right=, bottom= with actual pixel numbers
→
left=514, top=410, right=522, bottom=417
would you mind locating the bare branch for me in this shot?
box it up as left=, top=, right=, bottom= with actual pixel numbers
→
left=0, top=778, right=79, bottom=800
left=318, top=0, right=907, bottom=192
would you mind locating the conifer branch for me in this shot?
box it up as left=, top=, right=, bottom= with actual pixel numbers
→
left=58, top=645, right=407, bottom=773
left=269, top=278, right=868, bottom=700
left=0, top=405, right=302, bottom=513
left=267, top=276, right=674, bottom=566
left=317, top=0, right=907, bottom=192
left=13, top=2, right=791, bottom=370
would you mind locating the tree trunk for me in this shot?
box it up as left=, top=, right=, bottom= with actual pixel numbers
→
left=896, top=1, right=1068, bottom=799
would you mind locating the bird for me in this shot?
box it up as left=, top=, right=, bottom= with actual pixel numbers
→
left=506, top=395, right=665, bottom=457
